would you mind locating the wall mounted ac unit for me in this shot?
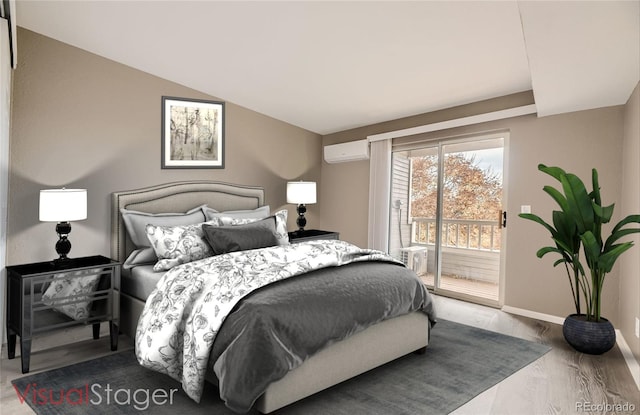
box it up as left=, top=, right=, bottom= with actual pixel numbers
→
left=323, top=139, right=370, bottom=163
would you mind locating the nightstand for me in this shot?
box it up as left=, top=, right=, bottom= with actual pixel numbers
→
left=6, top=255, right=120, bottom=373
left=288, top=229, right=340, bottom=243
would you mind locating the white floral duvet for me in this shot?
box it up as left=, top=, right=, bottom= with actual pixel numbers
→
left=135, top=240, right=399, bottom=402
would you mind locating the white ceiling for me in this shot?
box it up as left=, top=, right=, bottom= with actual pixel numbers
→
left=15, top=1, right=640, bottom=135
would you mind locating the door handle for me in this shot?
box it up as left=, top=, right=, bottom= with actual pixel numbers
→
left=499, top=210, right=507, bottom=228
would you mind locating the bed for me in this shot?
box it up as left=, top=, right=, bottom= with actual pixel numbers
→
left=111, top=180, right=435, bottom=413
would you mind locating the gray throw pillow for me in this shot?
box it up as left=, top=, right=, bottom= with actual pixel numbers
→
left=202, top=216, right=279, bottom=255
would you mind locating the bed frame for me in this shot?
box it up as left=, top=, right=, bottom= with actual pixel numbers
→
left=111, top=180, right=430, bottom=413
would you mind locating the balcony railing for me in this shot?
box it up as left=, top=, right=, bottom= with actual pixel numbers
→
left=410, top=217, right=501, bottom=252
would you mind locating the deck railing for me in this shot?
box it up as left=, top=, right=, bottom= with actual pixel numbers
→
left=411, top=217, right=501, bottom=252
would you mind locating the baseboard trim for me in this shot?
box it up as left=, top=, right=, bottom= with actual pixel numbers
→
left=615, top=329, right=640, bottom=391
left=501, top=305, right=565, bottom=325
left=502, top=305, right=640, bottom=391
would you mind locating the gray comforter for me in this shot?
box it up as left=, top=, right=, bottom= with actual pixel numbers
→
left=209, top=260, right=436, bottom=413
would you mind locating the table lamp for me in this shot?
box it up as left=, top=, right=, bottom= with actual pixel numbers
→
left=286, top=181, right=316, bottom=232
left=39, top=188, right=87, bottom=261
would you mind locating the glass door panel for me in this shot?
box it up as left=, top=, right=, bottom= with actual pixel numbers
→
left=389, top=134, right=505, bottom=306
left=439, top=138, right=503, bottom=303
left=390, top=146, right=439, bottom=290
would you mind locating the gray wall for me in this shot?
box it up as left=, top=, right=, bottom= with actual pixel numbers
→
left=619, top=83, right=640, bottom=361
left=7, top=28, right=322, bottom=265
left=0, top=18, right=12, bottom=352
left=321, top=89, right=638, bottom=337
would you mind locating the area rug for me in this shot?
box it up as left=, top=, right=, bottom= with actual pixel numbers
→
left=11, top=319, right=550, bottom=415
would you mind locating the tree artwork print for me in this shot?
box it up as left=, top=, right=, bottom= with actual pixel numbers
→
left=161, top=97, right=225, bottom=169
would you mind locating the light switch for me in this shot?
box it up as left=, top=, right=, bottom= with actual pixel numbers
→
left=520, top=205, right=531, bottom=214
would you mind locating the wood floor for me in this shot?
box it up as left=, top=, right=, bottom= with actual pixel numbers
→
left=1, top=295, right=638, bottom=414
left=420, top=274, right=499, bottom=301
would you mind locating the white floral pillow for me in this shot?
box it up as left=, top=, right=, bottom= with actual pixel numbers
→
left=42, top=270, right=101, bottom=320
left=273, top=209, right=289, bottom=245
left=146, top=222, right=213, bottom=272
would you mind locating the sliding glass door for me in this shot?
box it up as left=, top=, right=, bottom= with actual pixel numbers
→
left=389, top=133, right=507, bottom=306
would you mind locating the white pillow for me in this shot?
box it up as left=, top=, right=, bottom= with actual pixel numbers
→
left=122, top=247, right=157, bottom=269
left=273, top=209, right=290, bottom=245
left=121, top=205, right=206, bottom=248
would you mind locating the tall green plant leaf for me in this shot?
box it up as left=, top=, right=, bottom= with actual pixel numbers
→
left=543, top=186, right=570, bottom=212
left=605, top=214, right=640, bottom=250
left=562, top=173, right=594, bottom=234
left=581, top=231, right=601, bottom=268
left=552, top=210, right=580, bottom=252
left=537, top=246, right=567, bottom=259
left=598, top=243, right=634, bottom=273
left=591, top=168, right=602, bottom=206
left=538, top=164, right=567, bottom=181
left=590, top=168, right=604, bottom=243
left=519, top=213, right=555, bottom=235
left=611, top=214, right=640, bottom=233
left=592, top=203, right=614, bottom=223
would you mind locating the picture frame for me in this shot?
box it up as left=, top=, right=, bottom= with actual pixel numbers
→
left=161, top=96, right=225, bottom=169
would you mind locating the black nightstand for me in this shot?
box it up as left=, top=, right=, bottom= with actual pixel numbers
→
left=6, top=255, right=121, bottom=373
left=288, top=229, right=340, bottom=243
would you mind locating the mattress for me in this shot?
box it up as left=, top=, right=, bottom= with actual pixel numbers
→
left=121, top=265, right=163, bottom=301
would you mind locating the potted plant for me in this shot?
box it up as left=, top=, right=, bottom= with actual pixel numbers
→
left=519, top=164, right=640, bottom=354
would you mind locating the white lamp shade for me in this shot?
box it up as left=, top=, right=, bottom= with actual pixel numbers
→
left=39, top=188, right=88, bottom=222
left=287, top=181, right=317, bottom=204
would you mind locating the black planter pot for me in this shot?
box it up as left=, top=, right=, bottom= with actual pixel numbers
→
left=562, top=314, right=616, bottom=355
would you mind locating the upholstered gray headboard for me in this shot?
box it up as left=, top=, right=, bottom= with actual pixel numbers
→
left=111, top=181, right=265, bottom=262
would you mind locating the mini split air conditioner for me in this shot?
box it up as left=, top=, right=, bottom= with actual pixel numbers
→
left=399, top=246, right=428, bottom=276
left=323, top=139, right=370, bottom=163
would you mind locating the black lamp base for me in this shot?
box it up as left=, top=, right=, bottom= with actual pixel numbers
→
left=55, top=221, right=73, bottom=261
left=296, top=204, right=308, bottom=232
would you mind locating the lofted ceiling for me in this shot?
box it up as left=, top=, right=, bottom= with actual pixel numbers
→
left=15, top=1, right=640, bottom=135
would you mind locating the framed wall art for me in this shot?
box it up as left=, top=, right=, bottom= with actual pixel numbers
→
left=161, top=96, right=225, bottom=169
